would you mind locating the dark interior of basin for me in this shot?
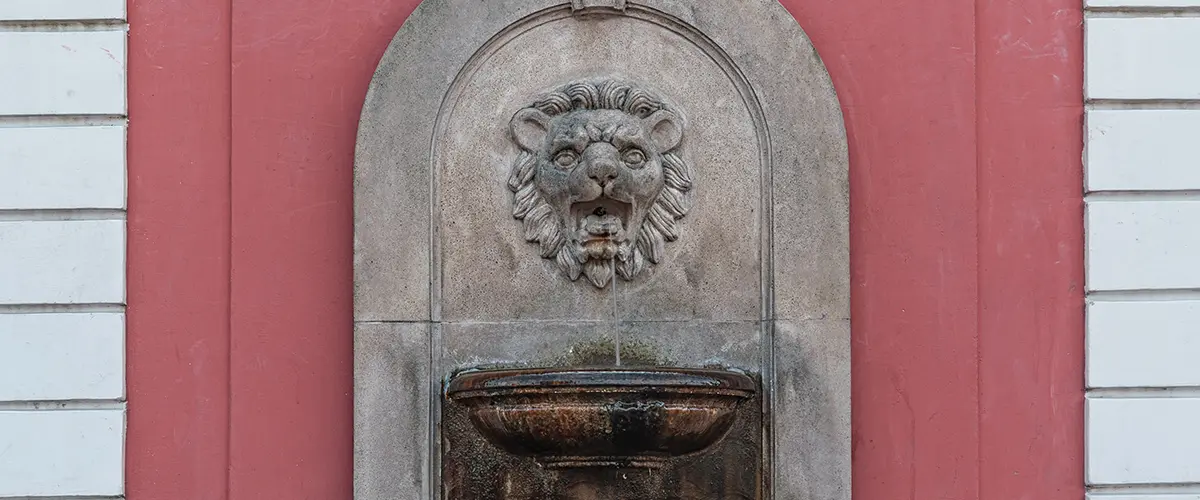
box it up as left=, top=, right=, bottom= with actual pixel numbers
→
left=447, top=367, right=756, bottom=394
left=446, top=367, right=756, bottom=470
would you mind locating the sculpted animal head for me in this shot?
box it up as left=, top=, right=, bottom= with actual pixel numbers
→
left=507, top=78, right=694, bottom=288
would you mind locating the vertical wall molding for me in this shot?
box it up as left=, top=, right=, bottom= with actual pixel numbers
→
left=1084, top=1, right=1200, bottom=496
left=124, top=0, right=233, bottom=498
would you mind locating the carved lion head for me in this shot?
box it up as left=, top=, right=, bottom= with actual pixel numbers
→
left=507, top=78, right=694, bottom=288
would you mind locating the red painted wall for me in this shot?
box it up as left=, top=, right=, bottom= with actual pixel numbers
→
left=127, top=0, right=231, bottom=496
left=126, top=0, right=1084, bottom=498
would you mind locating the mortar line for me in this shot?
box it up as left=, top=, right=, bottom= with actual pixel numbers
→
left=0, top=115, right=126, bottom=127
left=1088, top=386, right=1200, bottom=398
left=0, top=304, right=125, bottom=314
left=0, top=209, right=126, bottom=222
left=1087, top=100, right=1200, bottom=109
left=1088, top=483, right=1200, bottom=494
left=0, top=400, right=125, bottom=411
left=1087, top=289, right=1200, bottom=301
left=1085, top=191, right=1200, bottom=201
left=1086, top=7, right=1200, bottom=17
left=0, top=19, right=127, bottom=32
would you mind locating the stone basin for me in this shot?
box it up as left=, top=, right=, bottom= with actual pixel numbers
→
left=445, top=367, right=756, bottom=469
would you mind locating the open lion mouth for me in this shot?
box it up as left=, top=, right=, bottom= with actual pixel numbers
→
left=571, top=198, right=632, bottom=239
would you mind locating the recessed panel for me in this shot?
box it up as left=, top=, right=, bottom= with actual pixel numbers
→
left=436, top=13, right=761, bottom=322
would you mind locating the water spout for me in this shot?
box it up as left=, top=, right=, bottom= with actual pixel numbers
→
left=611, top=259, right=621, bottom=366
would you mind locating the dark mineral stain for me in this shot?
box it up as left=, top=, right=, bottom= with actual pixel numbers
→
left=554, top=337, right=667, bottom=367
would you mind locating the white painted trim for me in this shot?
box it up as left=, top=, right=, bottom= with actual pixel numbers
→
left=0, top=125, right=126, bottom=209
left=0, top=30, right=126, bottom=116
left=0, top=0, right=125, bottom=21
left=1086, top=17, right=1200, bottom=100
left=0, top=409, right=125, bottom=496
left=1084, top=7, right=1200, bottom=492
left=1086, top=110, right=1200, bottom=192
left=0, top=220, right=125, bottom=305
left=0, top=313, right=124, bottom=401
left=1086, top=201, right=1200, bottom=291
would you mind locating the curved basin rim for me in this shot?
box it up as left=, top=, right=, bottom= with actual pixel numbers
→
left=446, top=367, right=756, bottom=396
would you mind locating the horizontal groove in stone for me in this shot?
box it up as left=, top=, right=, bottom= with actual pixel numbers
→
left=0, top=400, right=125, bottom=411
left=1088, top=387, right=1200, bottom=398
left=1087, top=289, right=1200, bottom=301
left=0, top=115, right=126, bottom=127
left=1089, top=482, right=1200, bottom=493
left=0, top=497, right=123, bottom=500
left=1087, top=8, right=1200, bottom=17
left=0, top=209, right=125, bottom=222
left=1085, top=191, right=1200, bottom=200
left=0, top=19, right=126, bottom=32
left=1088, top=100, right=1200, bottom=109
left=0, top=304, right=124, bottom=314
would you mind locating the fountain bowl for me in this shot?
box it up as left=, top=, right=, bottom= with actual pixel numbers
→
left=446, top=367, right=756, bottom=469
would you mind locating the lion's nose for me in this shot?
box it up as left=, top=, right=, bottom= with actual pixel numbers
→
left=583, top=143, right=621, bottom=186
left=587, top=158, right=619, bottom=186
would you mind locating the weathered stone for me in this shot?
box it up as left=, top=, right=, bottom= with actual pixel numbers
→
left=353, top=0, right=555, bottom=322
left=441, top=377, right=763, bottom=500
left=774, top=319, right=852, bottom=500
left=353, top=0, right=849, bottom=498
left=617, top=320, right=762, bottom=370
left=442, top=321, right=618, bottom=372
left=446, top=367, right=755, bottom=469
left=354, top=322, right=431, bottom=500
left=505, top=78, right=693, bottom=289
left=433, top=13, right=762, bottom=321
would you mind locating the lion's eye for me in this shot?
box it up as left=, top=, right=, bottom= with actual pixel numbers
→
left=623, top=149, right=646, bottom=166
left=553, top=150, right=578, bottom=168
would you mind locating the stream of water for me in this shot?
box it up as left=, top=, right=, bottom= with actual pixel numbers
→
left=611, top=260, right=621, bottom=366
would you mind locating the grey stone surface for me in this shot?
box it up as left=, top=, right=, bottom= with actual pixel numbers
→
left=505, top=78, right=693, bottom=290
left=433, top=13, right=761, bottom=321
left=354, top=1, right=849, bottom=498
left=354, top=0, right=556, bottom=322
left=683, top=1, right=852, bottom=321
left=441, top=321, right=612, bottom=373
left=774, top=319, right=852, bottom=500
left=354, top=322, right=431, bottom=500
left=442, top=320, right=762, bottom=375
left=617, top=320, right=762, bottom=370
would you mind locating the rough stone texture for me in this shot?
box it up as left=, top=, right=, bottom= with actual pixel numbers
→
left=441, top=321, right=612, bottom=371
left=434, top=13, right=760, bottom=322
left=775, top=319, right=851, bottom=500
left=354, top=0, right=555, bottom=322
left=354, top=323, right=431, bottom=500
left=441, top=320, right=761, bottom=377
left=693, top=1, right=853, bottom=322
left=617, top=320, right=762, bottom=370
left=354, top=1, right=849, bottom=498
left=504, top=78, right=694, bottom=290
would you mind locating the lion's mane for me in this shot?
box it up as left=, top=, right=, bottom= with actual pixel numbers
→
left=507, top=79, right=694, bottom=284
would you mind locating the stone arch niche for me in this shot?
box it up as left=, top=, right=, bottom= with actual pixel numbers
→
left=353, top=1, right=848, bottom=499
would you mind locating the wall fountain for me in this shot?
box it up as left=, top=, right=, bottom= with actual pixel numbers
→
left=353, top=1, right=848, bottom=498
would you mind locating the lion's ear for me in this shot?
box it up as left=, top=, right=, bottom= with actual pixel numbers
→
left=510, top=108, right=551, bottom=151
left=643, top=109, right=682, bottom=152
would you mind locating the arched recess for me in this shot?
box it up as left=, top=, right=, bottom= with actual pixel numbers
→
left=353, top=1, right=847, bottom=498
